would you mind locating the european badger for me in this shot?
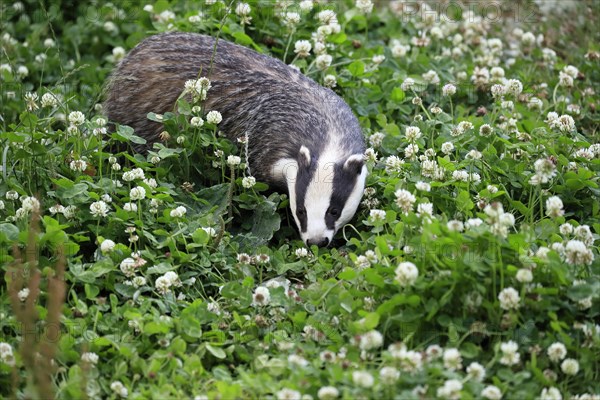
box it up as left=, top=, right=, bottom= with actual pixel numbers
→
left=104, top=32, right=367, bottom=247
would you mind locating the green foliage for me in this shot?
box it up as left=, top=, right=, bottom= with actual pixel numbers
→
left=1, top=0, right=599, bottom=399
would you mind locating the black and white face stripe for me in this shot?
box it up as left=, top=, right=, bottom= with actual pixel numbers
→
left=289, top=146, right=366, bottom=247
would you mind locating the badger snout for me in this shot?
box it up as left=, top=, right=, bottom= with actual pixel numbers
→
left=306, top=237, right=330, bottom=247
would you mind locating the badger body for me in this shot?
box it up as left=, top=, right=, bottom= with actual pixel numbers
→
left=105, top=32, right=366, bottom=247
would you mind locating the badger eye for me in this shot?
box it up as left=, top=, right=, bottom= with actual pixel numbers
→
left=327, top=208, right=340, bottom=218
left=296, top=206, right=306, bottom=217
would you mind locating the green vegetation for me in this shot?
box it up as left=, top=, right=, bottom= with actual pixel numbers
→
left=0, top=0, right=598, bottom=398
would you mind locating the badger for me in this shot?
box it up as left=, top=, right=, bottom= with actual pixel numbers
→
left=104, top=32, right=367, bottom=247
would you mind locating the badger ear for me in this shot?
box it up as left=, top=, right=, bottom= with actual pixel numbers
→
left=298, top=146, right=312, bottom=169
left=344, top=154, right=364, bottom=175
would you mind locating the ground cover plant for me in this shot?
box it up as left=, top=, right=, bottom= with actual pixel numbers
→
left=0, top=0, right=599, bottom=398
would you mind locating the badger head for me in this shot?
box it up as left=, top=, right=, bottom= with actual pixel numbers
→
left=274, top=145, right=367, bottom=247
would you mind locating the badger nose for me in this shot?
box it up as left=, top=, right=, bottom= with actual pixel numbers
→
left=306, top=237, right=330, bottom=247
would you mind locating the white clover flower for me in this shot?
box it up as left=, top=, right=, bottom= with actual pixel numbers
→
left=100, top=239, right=116, bottom=253
left=574, top=225, right=594, bottom=246
left=323, top=74, right=337, bottom=88
left=391, top=41, right=411, bottom=58
left=479, top=124, right=493, bottom=136
left=401, top=77, right=415, bottom=91
left=63, top=205, right=77, bottom=219
left=545, top=196, right=564, bottom=218
left=547, top=342, right=567, bottom=363
left=564, top=240, right=594, bottom=266
left=466, top=361, right=486, bottom=382
left=417, top=202, right=433, bottom=219
left=442, top=83, right=457, bottom=96
left=299, top=0, right=313, bottom=11
left=372, top=54, right=385, bottom=65
left=452, top=170, right=469, bottom=182
left=242, top=176, right=256, bottom=188
left=170, top=205, right=187, bottom=218
left=437, top=379, right=462, bottom=400
left=90, top=200, right=109, bottom=218
left=287, top=354, right=308, bottom=367
left=227, top=155, right=241, bottom=166
left=81, top=352, right=99, bottom=364
left=69, top=159, right=87, bottom=172
left=560, top=358, right=579, bottom=375
left=491, top=84, right=506, bottom=98
left=532, top=158, right=557, bottom=184
left=466, top=149, right=483, bottom=160
left=315, top=54, right=333, bottom=70
left=235, top=2, right=251, bottom=15
left=498, top=287, right=520, bottom=310
left=404, top=143, right=419, bottom=159
left=441, top=142, right=454, bottom=154
left=282, top=11, right=301, bottom=28
left=540, top=387, right=562, bottom=400
left=515, top=269, right=533, bottom=283
left=0, top=343, right=15, bottom=366
left=528, top=96, right=544, bottom=110
left=20, top=196, right=40, bottom=212
left=190, top=116, right=204, bottom=127
left=68, top=111, right=85, bottom=126
left=395, top=189, right=415, bottom=213
left=481, top=385, right=503, bottom=400
left=562, top=65, right=579, bottom=78
left=379, top=366, right=400, bottom=385
left=122, top=168, right=145, bottom=181
left=316, top=10, right=337, bottom=25
left=504, top=79, right=523, bottom=96
left=276, top=388, right=301, bottom=400
left=252, top=286, right=270, bottom=306
left=558, top=71, right=574, bottom=87
left=556, top=115, right=576, bottom=133
left=369, top=209, right=386, bottom=222
left=355, top=255, right=370, bottom=270
left=490, top=66, right=505, bottom=81
left=355, top=0, right=373, bottom=13
left=129, top=186, right=146, bottom=201
left=206, top=110, right=222, bottom=124
left=123, top=202, right=137, bottom=212
left=359, top=330, right=383, bottom=350
left=120, top=257, right=136, bottom=277
left=395, top=262, right=418, bottom=287
left=368, top=132, right=385, bottom=148
left=397, top=349, right=423, bottom=372
left=202, top=227, right=217, bottom=237
left=132, top=276, right=147, bottom=288
left=385, top=155, right=404, bottom=174
left=364, top=148, right=378, bottom=163
left=295, top=248, right=309, bottom=258
left=143, top=178, right=157, bottom=189
left=112, top=46, right=126, bottom=61
left=447, top=220, right=464, bottom=232
left=317, top=386, right=338, bottom=400
left=422, top=70, right=440, bottom=85
left=41, top=92, right=59, bottom=107
left=415, top=181, right=431, bottom=192
left=0, top=200, right=4, bottom=210
left=443, top=348, right=462, bottom=371
left=500, top=340, right=520, bottom=366
left=110, top=381, right=128, bottom=398
left=405, top=126, right=422, bottom=141
left=352, top=370, right=374, bottom=388
left=18, top=288, right=30, bottom=302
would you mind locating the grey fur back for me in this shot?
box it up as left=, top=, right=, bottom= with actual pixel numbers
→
left=104, top=32, right=365, bottom=187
